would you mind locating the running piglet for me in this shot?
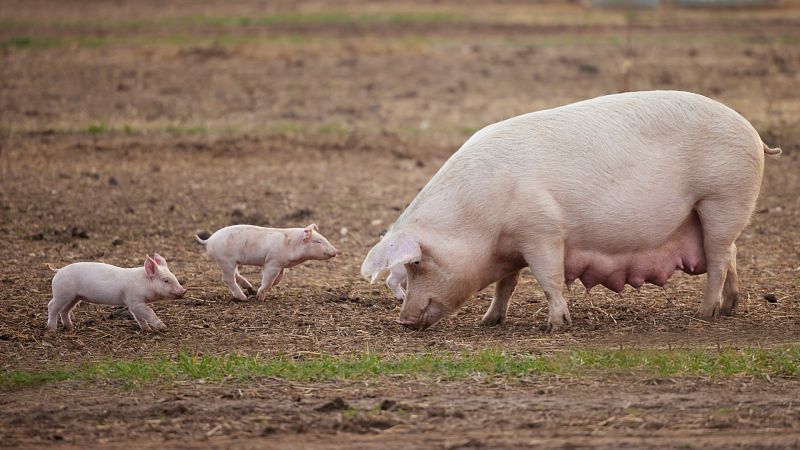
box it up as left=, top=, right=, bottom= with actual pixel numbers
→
left=195, top=224, right=338, bottom=301
left=47, top=254, right=186, bottom=332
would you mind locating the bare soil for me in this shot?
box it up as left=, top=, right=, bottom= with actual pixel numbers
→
left=1, top=1, right=799, bottom=448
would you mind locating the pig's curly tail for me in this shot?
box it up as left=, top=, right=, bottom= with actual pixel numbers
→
left=763, top=142, right=782, bottom=156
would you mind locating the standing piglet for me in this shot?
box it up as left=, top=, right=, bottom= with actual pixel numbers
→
left=195, top=224, right=338, bottom=301
left=361, top=90, right=781, bottom=332
left=47, top=254, right=186, bottom=332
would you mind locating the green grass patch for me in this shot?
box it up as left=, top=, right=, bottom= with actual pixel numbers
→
left=84, top=122, right=108, bottom=135
left=3, top=346, right=799, bottom=392
left=1, top=35, right=60, bottom=49
left=0, top=12, right=468, bottom=31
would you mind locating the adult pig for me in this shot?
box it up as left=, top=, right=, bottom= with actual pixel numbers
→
left=361, top=91, right=781, bottom=332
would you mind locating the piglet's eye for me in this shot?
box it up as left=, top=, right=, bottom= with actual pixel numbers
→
left=163, top=279, right=170, bottom=283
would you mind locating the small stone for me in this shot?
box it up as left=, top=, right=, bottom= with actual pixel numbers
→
left=379, top=399, right=396, bottom=411
left=108, top=176, right=119, bottom=186
left=111, top=238, right=124, bottom=246
left=763, top=293, right=778, bottom=303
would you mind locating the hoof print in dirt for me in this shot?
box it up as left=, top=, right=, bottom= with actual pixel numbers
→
left=315, top=397, right=349, bottom=412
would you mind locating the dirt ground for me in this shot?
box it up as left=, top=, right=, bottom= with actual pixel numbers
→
left=1, top=1, right=800, bottom=448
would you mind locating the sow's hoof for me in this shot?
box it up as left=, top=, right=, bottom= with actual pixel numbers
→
left=543, top=315, right=572, bottom=334
left=480, top=311, right=506, bottom=327
left=694, top=305, right=720, bottom=322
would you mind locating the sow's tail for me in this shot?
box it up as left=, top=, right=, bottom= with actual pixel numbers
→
left=763, top=142, right=782, bottom=156
left=46, top=263, right=60, bottom=272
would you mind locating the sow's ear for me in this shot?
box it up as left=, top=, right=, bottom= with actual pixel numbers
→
left=360, top=232, right=421, bottom=284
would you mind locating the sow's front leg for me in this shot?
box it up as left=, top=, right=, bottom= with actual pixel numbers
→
left=481, top=270, right=521, bottom=326
left=525, top=240, right=571, bottom=333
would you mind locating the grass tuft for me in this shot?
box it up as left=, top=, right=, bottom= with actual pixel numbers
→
left=85, top=122, right=107, bottom=135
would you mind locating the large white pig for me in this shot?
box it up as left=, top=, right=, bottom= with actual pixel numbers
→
left=361, top=91, right=781, bottom=332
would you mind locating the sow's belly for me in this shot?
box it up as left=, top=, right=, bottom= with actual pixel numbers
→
left=564, top=211, right=707, bottom=292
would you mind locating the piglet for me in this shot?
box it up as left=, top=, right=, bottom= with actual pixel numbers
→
left=195, top=224, right=337, bottom=301
left=47, top=254, right=186, bottom=332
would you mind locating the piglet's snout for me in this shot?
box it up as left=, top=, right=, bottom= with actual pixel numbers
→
left=175, top=288, right=188, bottom=298
left=326, top=247, right=339, bottom=258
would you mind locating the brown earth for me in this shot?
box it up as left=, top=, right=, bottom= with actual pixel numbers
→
left=1, top=1, right=800, bottom=448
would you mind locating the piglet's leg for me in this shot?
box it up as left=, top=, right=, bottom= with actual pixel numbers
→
left=271, top=268, right=285, bottom=288
left=59, top=299, right=81, bottom=329
left=234, top=267, right=254, bottom=291
left=128, top=302, right=166, bottom=331
left=481, top=270, right=521, bottom=326
left=220, top=263, right=249, bottom=301
left=257, top=264, right=284, bottom=301
left=47, top=297, right=70, bottom=331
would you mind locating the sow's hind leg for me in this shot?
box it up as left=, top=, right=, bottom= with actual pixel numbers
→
left=695, top=199, right=750, bottom=321
left=720, top=244, right=739, bottom=317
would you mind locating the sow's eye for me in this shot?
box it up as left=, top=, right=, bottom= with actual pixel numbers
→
left=163, top=279, right=170, bottom=284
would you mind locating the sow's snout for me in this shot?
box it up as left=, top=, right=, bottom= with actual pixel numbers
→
left=396, top=300, right=445, bottom=330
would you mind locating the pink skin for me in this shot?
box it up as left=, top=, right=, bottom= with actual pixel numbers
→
left=564, top=211, right=707, bottom=293
left=47, top=254, right=186, bottom=332
left=196, top=223, right=337, bottom=301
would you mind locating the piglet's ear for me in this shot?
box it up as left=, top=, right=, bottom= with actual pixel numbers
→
left=153, top=253, right=167, bottom=267
left=360, top=232, right=421, bottom=283
left=144, top=255, right=158, bottom=277
left=302, top=224, right=317, bottom=243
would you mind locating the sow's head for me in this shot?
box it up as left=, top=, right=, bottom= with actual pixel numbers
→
left=361, top=231, right=471, bottom=330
